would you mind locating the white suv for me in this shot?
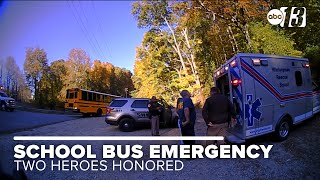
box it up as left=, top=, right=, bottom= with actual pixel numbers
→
left=0, top=92, right=15, bottom=112
left=105, top=98, right=178, bottom=131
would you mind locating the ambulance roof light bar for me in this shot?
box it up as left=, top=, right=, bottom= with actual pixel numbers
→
left=252, top=59, right=261, bottom=66
left=252, top=59, right=268, bottom=66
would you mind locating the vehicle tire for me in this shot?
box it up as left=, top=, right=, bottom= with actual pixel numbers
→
left=119, top=118, right=134, bottom=132
left=9, top=108, right=14, bottom=112
left=96, top=108, right=102, bottom=117
left=1, top=102, right=7, bottom=111
left=274, top=117, right=291, bottom=141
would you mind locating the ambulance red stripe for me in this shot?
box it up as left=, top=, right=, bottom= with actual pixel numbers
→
left=240, top=61, right=312, bottom=101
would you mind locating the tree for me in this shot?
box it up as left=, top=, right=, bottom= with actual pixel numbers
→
left=4, top=56, right=19, bottom=95
left=48, top=59, right=67, bottom=106
left=250, top=22, right=302, bottom=57
left=194, top=0, right=269, bottom=51
left=24, top=47, right=48, bottom=103
left=0, top=56, right=31, bottom=102
left=64, top=48, right=91, bottom=90
left=88, top=60, right=134, bottom=96
left=133, top=1, right=205, bottom=103
left=304, top=45, right=320, bottom=81
left=270, top=0, right=320, bottom=51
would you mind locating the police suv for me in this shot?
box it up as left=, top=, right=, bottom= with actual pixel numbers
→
left=105, top=98, right=178, bottom=131
left=214, top=53, right=320, bottom=143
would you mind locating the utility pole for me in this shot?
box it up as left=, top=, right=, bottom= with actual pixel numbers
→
left=125, top=88, right=128, bottom=98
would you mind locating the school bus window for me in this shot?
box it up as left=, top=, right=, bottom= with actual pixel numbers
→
left=93, top=93, right=97, bottom=101
left=88, top=92, right=93, bottom=101
left=74, top=92, right=78, bottom=99
left=295, top=71, right=303, bottom=86
left=69, top=92, right=74, bottom=99
left=106, top=96, right=111, bottom=103
left=97, top=94, right=101, bottom=102
left=82, top=91, right=87, bottom=100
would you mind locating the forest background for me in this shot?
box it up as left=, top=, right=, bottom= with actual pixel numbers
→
left=1, top=0, right=319, bottom=108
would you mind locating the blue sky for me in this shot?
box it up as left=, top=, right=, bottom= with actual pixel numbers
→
left=0, top=1, right=146, bottom=72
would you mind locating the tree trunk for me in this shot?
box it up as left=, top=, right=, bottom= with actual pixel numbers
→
left=34, top=77, right=38, bottom=101
left=243, top=23, right=252, bottom=52
left=228, top=26, right=239, bottom=52
left=163, top=16, right=187, bottom=71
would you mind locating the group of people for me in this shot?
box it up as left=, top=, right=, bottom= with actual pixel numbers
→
left=147, top=87, right=236, bottom=145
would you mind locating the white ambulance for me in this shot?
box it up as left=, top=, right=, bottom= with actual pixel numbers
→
left=213, top=53, right=320, bottom=143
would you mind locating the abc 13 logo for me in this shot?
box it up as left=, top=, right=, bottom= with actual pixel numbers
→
left=267, top=7, right=306, bottom=27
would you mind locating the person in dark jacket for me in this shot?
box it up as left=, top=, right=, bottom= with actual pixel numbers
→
left=148, top=96, right=162, bottom=136
left=177, top=90, right=196, bottom=145
left=202, top=87, right=236, bottom=145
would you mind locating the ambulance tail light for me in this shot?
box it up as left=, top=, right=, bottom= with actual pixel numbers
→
left=230, top=60, right=236, bottom=67
left=231, top=79, right=242, bottom=86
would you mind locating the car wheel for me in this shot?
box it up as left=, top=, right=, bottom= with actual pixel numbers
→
left=119, top=118, right=134, bottom=132
left=96, top=108, right=102, bottom=117
left=1, top=103, right=7, bottom=111
left=274, top=117, right=291, bottom=141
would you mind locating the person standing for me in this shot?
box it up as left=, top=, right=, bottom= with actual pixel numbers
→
left=177, top=90, right=196, bottom=145
left=148, top=96, right=161, bottom=136
left=202, top=87, right=236, bottom=145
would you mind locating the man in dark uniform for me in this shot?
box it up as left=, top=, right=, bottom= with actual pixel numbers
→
left=202, top=87, right=236, bottom=145
left=177, top=90, right=196, bottom=145
left=148, top=96, right=161, bottom=136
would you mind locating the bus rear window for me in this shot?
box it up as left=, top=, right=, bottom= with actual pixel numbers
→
left=109, top=100, right=127, bottom=107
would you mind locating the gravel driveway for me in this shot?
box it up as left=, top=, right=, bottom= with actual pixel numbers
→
left=0, top=112, right=319, bottom=180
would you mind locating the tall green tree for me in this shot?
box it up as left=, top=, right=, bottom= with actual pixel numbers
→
left=250, top=22, right=302, bottom=56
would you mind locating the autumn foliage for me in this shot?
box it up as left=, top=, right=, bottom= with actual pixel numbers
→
left=21, top=48, right=133, bottom=109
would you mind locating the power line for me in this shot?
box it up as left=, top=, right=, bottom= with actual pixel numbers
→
left=67, top=0, right=101, bottom=60
left=91, top=0, right=113, bottom=60
left=77, top=1, right=108, bottom=61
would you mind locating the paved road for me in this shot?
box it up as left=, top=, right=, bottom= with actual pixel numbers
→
left=0, top=110, right=81, bottom=134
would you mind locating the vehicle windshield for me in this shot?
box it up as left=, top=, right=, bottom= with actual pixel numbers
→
left=0, top=92, right=8, bottom=97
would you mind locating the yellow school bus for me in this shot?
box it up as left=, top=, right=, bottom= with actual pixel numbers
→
left=64, top=88, right=121, bottom=116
